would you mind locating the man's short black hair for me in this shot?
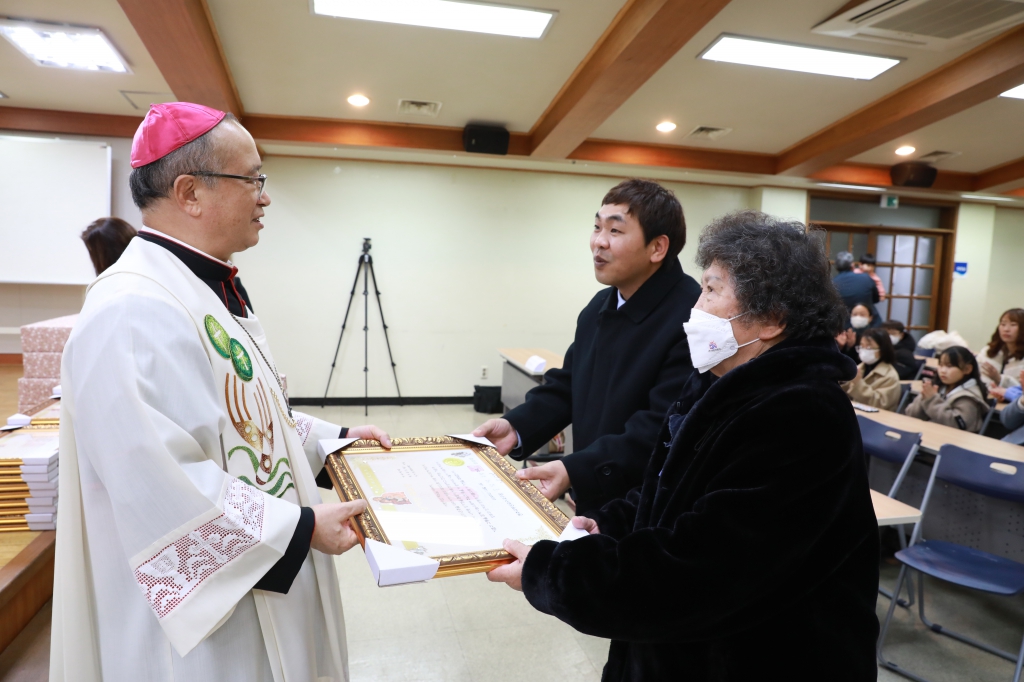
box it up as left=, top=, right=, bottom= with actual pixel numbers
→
left=602, top=179, right=686, bottom=261
left=860, top=253, right=876, bottom=265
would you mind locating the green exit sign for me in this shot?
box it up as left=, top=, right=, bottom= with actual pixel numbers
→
left=880, top=194, right=899, bottom=209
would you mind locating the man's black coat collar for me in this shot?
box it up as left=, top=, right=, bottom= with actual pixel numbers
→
left=604, top=258, right=685, bottom=324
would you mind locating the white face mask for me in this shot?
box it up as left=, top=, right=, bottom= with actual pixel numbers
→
left=850, top=315, right=870, bottom=330
left=889, top=334, right=901, bottom=346
left=684, top=308, right=758, bottom=374
left=858, top=348, right=880, bottom=365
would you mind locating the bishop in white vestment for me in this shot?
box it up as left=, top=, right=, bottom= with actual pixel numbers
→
left=51, top=102, right=388, bottom=682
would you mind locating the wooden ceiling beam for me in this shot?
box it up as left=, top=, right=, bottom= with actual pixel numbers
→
left=776, top=24, right=1024, bottom=177
left=0, top=107, right=141, bottom=137
left=974, top=156, right=1024, bottom=191
left=568, top=138, right=776, bottom=174
left=528, top=0, right=732, bottom=159
left=116, top=0, right=242, bottom=114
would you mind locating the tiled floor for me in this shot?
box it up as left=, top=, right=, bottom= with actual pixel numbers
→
left=3, top=400, right=1024, bottom=681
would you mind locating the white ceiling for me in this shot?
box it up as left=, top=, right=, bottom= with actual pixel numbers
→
left=849, top=97, right=1024, bottom=173
left=206, top=0, right=627, bottom=132
left=592, top=0, right=981, bottom=154
left=0, top=0, right=171, bottom=115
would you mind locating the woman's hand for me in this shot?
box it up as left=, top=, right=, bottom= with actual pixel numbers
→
left=981, top=362, right=1000, bottom=382
left=990, top=386, right=1007, bottom=401
left=853, top=364, right=864, bottom=382
left=347, top=425, right=392, bottom=449
left=486, top=539, right=531, bottom=591
left=920, top=381, right=938, bottom=400
left=516, top=460, right=571, bottom=501
left=311, top=500, right=367, bottom=555
left=571, top=516, right=600, bottom=535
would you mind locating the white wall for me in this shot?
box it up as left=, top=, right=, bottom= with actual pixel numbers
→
left=235, top=157, right=751, bottom=398
left=0, top=131, right=139, bottom=353
left=750, top=186, right=808, bottom=223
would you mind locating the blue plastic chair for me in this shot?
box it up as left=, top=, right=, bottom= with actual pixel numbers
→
left=877, top=445, right=1024, bottom=682
left=858, top=415, right=922, bottom=605
left=915, top=346, right=936, bottom=358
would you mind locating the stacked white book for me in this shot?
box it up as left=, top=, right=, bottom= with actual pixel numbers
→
left=0, top=418, right=59, bottom=532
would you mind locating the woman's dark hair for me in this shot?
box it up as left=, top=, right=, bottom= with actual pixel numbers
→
left=881, top=319, right=905, bottom=334
left=81, top=217, right=137, bottom=275
left=602, top=179, right=686, bottom=260
left=984, top=308, right=1024, bottom=361
left=695, top=211, right=847, bottom=340
left=938, top=345, right=988, bottom=400
left=860, top=328, right=895, bottom=365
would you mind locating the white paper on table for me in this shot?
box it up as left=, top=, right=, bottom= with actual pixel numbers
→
left=364, top=538, right=440, bottom=587
left=447, top=433, right=496, bottom=449
left=524, top=355, right=547, bottom=373
left=317, top=437, right=360, bottom=460
left=558, top=522, right=590, bottom=542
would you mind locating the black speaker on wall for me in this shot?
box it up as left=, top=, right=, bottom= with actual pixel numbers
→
left=890, top=162, right=937, bottom=188
left=463, top=125, right=509, bottom=155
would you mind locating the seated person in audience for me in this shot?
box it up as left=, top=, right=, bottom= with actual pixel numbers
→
left=881, top=319, right=919, bottom=379
left=906, top=345, right=989, bottom=432
left=853, top=253, right=886, bottom=301
left=975, top=308, right=1024, bottom=400
left=832, top=251, right=881, bottom=324
left=999, top=370, right=1024, bottom=445
left=473, top=179, right=700, bottom=515
left=842, top=328, right=901, bottom=410
left=80, top=216, right=137, bottom=275
left=849, top=303, right=877, bottom=334
left=488, top=212, right=880, bottom=681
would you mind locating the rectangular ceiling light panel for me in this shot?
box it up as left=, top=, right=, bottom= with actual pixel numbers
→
left=313, top=0, right=555, bottom=38
left=0, top=18, right=129, bottom=73
left=701, top=35, right=900, bottom=80
left=1002, top=84, right=1024, bottom=99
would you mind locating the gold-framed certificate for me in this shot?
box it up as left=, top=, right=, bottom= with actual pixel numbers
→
left=324, top=436, right=569, bottom=578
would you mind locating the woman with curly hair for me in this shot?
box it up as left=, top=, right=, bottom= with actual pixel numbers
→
left=488, top=211, right=879, bottom=681
left=975, top=308, right=1024, bottom=400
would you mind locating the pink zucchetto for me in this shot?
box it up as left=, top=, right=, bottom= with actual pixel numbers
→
left=130, top=102, right=227, bottom=168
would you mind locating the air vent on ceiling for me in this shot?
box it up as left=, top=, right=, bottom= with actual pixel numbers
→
left=916, top=150, right=961, bottom=164
left=686, top=126, right=732, bottom=140
left=813, top=0, right=1024, bottom=50
left=120, top=90, right=175, bottom=110
left=397, top=99, right=442, bottom=117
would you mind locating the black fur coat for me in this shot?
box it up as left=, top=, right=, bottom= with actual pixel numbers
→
left=521, top=336, right=880, bottom=681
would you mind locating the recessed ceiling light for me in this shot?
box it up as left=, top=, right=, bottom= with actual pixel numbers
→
left=347, top=94, right=370, bottom=107
left=313, top=0, right=556, bottom=39
left=655, top=121, right=676, bottom=133
left=961, top=194, right=1015, bottom=202
left=895, top=145, right=915, bottom=156
left=0, top=90, right=6, bottom=98
left=700, top=35, right=899, bottom=80
left=818, top=183, right=886, bottom=192
left=1001, top=84, right=1024, bottom=99
left=0, top=18, right=129, bottom=73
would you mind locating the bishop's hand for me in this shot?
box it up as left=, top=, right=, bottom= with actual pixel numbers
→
left=311, top=500, right=367, bottom=555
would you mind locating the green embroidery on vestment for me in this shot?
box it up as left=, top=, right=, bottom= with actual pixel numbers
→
left=204, top=315, right=231, bottom=358
left=229, top=446, right=293, bottom=498
left=230, top=338, right=254, bottom=381
left=229, top=445, right=260, bottom=472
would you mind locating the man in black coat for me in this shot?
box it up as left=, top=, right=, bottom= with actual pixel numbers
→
left=488, top=212, right=879, bottom=681
left=473, top=179, right=701, bottom=515
left=833, top=250, right=881, bottom=323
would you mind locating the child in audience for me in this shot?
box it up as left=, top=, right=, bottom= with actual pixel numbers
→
left=854, top=253, right=886, bottom=301
left=849, top=303, right=875, bottom=332
left=881, top=319, right=919, bottom=380
left=975, top=308, right=1024, bottom=400
left=906, top=345, right=989, bottom=432
left=843, top=328, right=901, bottom=410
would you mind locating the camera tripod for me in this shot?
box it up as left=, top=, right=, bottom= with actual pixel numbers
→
left=322, top=238, right=402, bottom=415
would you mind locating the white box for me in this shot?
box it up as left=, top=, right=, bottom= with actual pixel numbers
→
left=364, top=539, right=440, bottom=587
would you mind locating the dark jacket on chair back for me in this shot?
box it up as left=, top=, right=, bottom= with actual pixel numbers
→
left=521, top=336, right=880, bottom=682
left=505, top=258, right=701, bottom=515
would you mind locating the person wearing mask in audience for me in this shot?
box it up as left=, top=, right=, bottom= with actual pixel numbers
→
left=906, top=346, right=989, bottom=432
left=853, top=253, right=886, bottom=301
left=975, top=308, right=1024, bottom=400
left=999, top=369, right=1024, bottom=445
left=81, top=217, right=137, bottom=275
left=849, top=303, right=879, bottom=334
left=488, top=212, right=880, bottom=681
left=473, top=179, right=701, bottom=516
left=881, top=320, right=919, bottom=380
left=843, top=328, right=901, bottom=411
left=832, top=251, right=881, bottom=324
